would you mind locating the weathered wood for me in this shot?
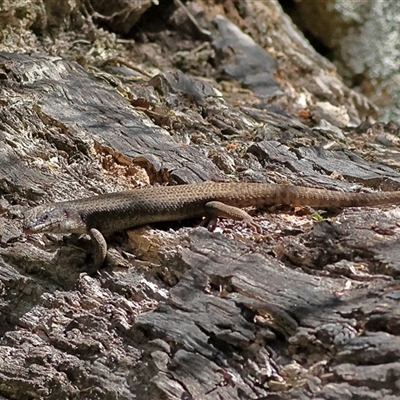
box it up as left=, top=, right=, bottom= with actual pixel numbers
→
left=0, top=16, right=400, bottom=400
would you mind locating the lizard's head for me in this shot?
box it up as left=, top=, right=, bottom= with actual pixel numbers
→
left=23, top=204, right=85, bottom=234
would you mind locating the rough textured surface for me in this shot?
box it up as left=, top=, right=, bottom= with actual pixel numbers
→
left=284, top=0, right=400, bottom=123
left=88, top=0, right=153, bottom=34
left=0, top=2, right=400, bottom=399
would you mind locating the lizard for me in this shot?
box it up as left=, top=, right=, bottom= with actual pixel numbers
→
left=23, top=181, right=400, bottom=268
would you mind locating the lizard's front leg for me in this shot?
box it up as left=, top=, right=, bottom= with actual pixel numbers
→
left=89, top=228, right=108, bottom=268
left=203, top=201, right=263, bottom=233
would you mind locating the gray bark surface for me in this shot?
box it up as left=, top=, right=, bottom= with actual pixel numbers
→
left=0, top=3, right=400, bottom=399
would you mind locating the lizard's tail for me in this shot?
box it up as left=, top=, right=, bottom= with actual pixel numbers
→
left=275, top=185, right=400, bottom=208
